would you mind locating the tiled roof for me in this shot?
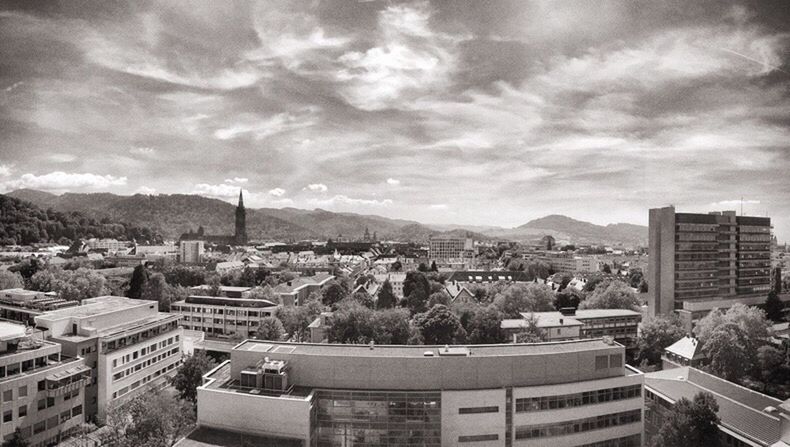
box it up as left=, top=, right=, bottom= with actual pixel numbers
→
left=645, top=367, right=782, bottom=446
left=664, top=336, right=704, bottom=361
left=447, top=270, right=531, bottom=283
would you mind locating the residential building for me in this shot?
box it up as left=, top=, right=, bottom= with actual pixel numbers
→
left=446, top=270, right=532, bottom=285
left=170, top=296, right=277, bottom=339
left=191, top=339, right=644, bottom=447
left=179, top=240, right=205, bottom=264
left=1, top=322, right=90, bottom=447
left=134, top=244, right=178, bottom=260
left=645, top=367, right=784, bottom=446
left=648, top=206, right=776, bottom=320
left=273, top=274, right=334, bottom=306
left=501, top=313, right=583, bottom=342
left=501, top=309, right=642, bottom=348
left=33, top=296, right=183, bottom=421
left=661, top=335, right=705, bottom=369
left=214, top=261, right=245, bottom=275
left=0, top=289, right=77, bottom=327
left=372, top=272, right=406, bottom=298
left=428, top=236, right=474, bottom=261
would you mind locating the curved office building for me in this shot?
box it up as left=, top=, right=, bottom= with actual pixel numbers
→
left=193, top=338, right=643, bottom=447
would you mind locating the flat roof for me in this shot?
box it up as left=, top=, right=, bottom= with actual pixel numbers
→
left=35, top=296, right=153, bottom=321
left=0, top=321, right=26, bottom=341
left=233, top=338, right=620, bottom=358
left=174, top=427, right=302, bottom=447
left=519, top=309, right=641, bottom=321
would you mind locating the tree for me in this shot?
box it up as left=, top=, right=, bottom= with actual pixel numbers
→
left=321, top=280, right=348, bottom=308
left=417, top=262, right=428, bottom=272
left=579, top=280, right=640, bottom=311
left=371, top=308, right=412, bottom=345
left=756, top=345, right=785, bottom=384
left=554, top=288, right=582, bottom=310
left=205, top=275, right=222, bottom=297
left=582, top=276, right=605, bottom=292
left=627, top=268, right=644, bottom=289
left=29, top=267, right=108, bottom=301
left=466, top=305, right=504, bottom=344
left=377, top=280, right=397, bottom=309
left=170, top=352, right=216, bottom=403
left=515, top=313, right=545, bottom=343
left=765, top=290, right=784, bottom=322
left=8, top=257, right=42, bottom=280
left=693, top=304, right=770, bottom=344
left=391, top=260, right=402, bottom=272
left=276, top=300, right=324, bottom=342
left=2, top=428, right=28, bottom=447
left=140, top=273, right=174, bottom=311
left=0, top=270, right=23, bottom=290
left=349, top=291, right=375, bottom=309
left=127, top=264, right=149, bottom=299
left=104, top=390, right=195, bottom=447
left=257, top=316, right=286, bottom=341
left=702, top=323, right=753, bottom=382
left=601, top=263, right=612, bottom=274
left=772, top=267, right=782, bottom=294
left=636, top=314, right=687, bottom=366
left=651, top=392, right=720, bottom=447
left=416, top=304, right=465, bottom=345
left=428, top=290, right=451, bottom=308
left=248, top=285, right=278, bottom=303
left=493, top=283, right=554, bottom=318
left=430, top=261, right=438, bottom=272
left=327, top=301, right=374, bottom=343
left=403, top=272, right=430, bottom=301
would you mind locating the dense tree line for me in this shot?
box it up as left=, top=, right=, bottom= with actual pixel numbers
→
left=0, top=195, right=160, bottom=245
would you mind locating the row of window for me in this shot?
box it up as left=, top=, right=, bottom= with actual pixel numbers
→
left=0, top=354, right=57, bottom=379
left=458, top=406, right=499, bottom=414
left=171, top=306, right=272, bottom=317
left=112, top=361, right=178, bottom=399
left=2, top=399, right=82, bottom=428
left=578, top=434, right=642, bottom=447
left=458, top=434, right=498, bottom=442
left=112, top=347, right=180, bottom=382
left=112, top=334, right=179, bottom=369
left=102, top=320, right=179, bottom=353
left=515, top=385, right=641, bottom=412
left=595, top=354, right=622, bottom=370
left=514, top=409, right=641, bottom=439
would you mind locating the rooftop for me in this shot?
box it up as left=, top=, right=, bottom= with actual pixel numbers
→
left=232, top=338, right=620, bottom=358
left=190, top=285, right=252, bottom=293
left=664, top=336, right=704, bottom=360
left=179, top=296, right=277, bottom=308
left=174, top=426, right=302, bottom=447
left=645, top=367, right=783, bottom=446
left=35, top=296, right=153, bottom=321
left=0, top=321, right=26, bottom=341
left=519, top=309, right=641, bottom=321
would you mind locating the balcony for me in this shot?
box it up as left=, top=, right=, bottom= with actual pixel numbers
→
left=46, top=378, right=88, bottom=397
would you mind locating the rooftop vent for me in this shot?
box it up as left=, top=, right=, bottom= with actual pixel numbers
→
left=423, top=351, right=435, bottom=357
left=602, top=336, right=615, bottom=345
left=763, top=406, right=778, bottom=414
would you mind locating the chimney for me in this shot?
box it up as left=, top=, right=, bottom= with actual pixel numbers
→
left=559, top=318, right=564, bottom=325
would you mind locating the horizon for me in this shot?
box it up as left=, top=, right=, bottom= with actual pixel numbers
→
left=1, top=1, right=789, bottom=239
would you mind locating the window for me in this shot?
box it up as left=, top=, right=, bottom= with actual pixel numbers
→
left=609, top=354, right=622, bottom=368
left=18, top=385, right=27, bottom=398
left=38, top=399, right=46, bottom=410
left=33, top=421, right=46, bottom=434
left=18, top=405, right=27, bottom=417
left=459, top=406, right=499, bottom=414
left=2, top=410, right=11, bottom=423
left=2, top=390, right=11, bottom=402
left=47, top=397, right=55, bottom=408
left=459, top=434, right=499, bottom=442
left=72, top=405, right=83, bottom=417
left=595, top=355, right=609, bottom=370
left=38, top=380, right=46, bottom=391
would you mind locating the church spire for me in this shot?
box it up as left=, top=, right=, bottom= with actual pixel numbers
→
left=234, top=189, right=247, bottom=245
left=238, top=188, right=244, bottom=208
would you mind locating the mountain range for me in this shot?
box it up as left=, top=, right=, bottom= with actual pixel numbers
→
left=4, top=189, right=647, bottom=246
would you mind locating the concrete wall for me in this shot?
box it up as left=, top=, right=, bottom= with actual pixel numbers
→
left=197, top=387, right=312, bottom=444
left=648, top=207, right=676, bottom=317
left=441, top=389, right=506, bottom=447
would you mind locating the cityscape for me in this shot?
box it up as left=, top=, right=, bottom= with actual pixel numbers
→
left=1, top=1, right=790, bottom=447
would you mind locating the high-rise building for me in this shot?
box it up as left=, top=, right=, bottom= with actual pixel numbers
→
left=1, top=322, right=90, bottom=446
left=187, top=339, right=644, bottom=447
left=648, top=206, right=772, bottom=320
left=179, top=240, right=205, bottom=264
left=34, top=296, right=183, bottom=421
left=429, top=237, right=474, bottom=261
left=235, top=189, right=247, bottom=245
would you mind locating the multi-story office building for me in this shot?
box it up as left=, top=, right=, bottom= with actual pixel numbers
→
left=34, top=296, right=183, bottom=421
left=192, top=339, right=644, bottom=446
left=0, top=289, right=77, bottom=326
left=1, top=322, right=90, bottom=447
left=179, top=240, right=205, bottom=264
left=429, top=237, right=474, bottom=262
left=501, top=309, right=642, bottom=348
left=170, top=295, right=277, bottom=339
left=648, top=206, right=774, bottom=319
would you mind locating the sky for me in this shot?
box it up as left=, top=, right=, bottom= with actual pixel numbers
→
left=1, top=1, right=789, bottom=239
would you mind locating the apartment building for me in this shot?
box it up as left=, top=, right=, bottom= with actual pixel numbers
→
left=648, top=206, right=774, bottom=319
left=645, top=367, right=784, bottom=446
left=33, top=296, right=183, bottom=421
left=1, top=322, right=90, bottom=447
left=501, top=309, right=642, bottom=348
left=190, top=339, right=644, bottom=447
left=0, top=289, right=77, bottom=327
left=179, top=240, right=205, bottom=264
left=170, top=296, right=277, bottom=339
left=429, top=237, right=474, bottom=261
left=372, top=272, right=406, bottom=298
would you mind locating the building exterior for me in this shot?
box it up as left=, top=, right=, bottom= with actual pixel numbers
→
left=33, top=296, right=183, bottom=421
left=428, top=237, right=474, bottom=262
left=273, top=274, right=334, bottom=306
left=1, top=322, right=90, bottom=447
left=179, top=240, right=205, bottom=264
left=644, top=367, right=784, bottom=446
left=235, top=189, right=247, bottom=245
left=501, top=309, right=642, bottom=348
left=170, top=296, right=277, bottom=339
left=193, top=339, right=644, bottom=447
left=178, top=189, right=247, bottom=246
left=661, top=335, right=705, bottom=369
left=0, top=289, right=77, bottom=326
left=85, top=238, right=130, bottom=253
left=372, top=273, right=406, bottom=298
left=648, top=206, right=773, bottom=319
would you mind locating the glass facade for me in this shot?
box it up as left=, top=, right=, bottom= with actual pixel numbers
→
left=315, top=390, right=441, bottom=447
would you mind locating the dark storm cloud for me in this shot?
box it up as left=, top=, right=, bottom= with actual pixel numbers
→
left=0, top=0, right=789, bottom=237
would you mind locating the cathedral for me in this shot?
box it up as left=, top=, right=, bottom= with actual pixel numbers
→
left=180, top=189, right=248, bottom=245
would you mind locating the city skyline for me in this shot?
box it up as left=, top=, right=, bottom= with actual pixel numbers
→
left=1, top=1, right=789, bottom=238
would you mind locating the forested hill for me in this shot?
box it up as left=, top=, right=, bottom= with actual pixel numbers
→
left=0, top=194, right=160, bottom=245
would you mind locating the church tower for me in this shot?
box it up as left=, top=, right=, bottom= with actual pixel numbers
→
left=234, top=189, right=247, bottom=245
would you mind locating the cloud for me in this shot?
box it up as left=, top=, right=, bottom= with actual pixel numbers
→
left=268, top=188, right=286, bottom=197
left=134, top=186, right=157, bottom=195
left=713, top=199, right=761, bottom=206
left=47, top=153, right=77, bottom=163
left=305, top=183, right=328, bottom=193
left=0, top=172, right=127, bottom=192
left=224, top=177, right=249, bottom=184
left=386, top=178, right=401, bottom=186
left=192, top=183, right=243, bottom=199
left=0, top=165, right=12, bottom=177
left=130, top=147, right=155, bottom=156
left=429, top=204, right=448, bottom=210
left=2, top=81, right=23, bottom=93
left=213, top=111, right=317, bottom=141
left=308, top=194, right=394, bottom=208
